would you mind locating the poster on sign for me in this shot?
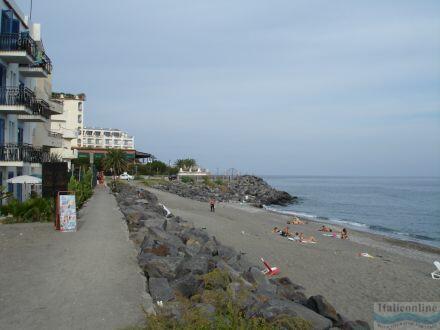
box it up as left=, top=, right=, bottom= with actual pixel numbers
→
left=59, top=194, right=77, bottom=232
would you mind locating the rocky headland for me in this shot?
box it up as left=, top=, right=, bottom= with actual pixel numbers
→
left=150, top=175, right=297, bottom=207
left=114, top=183, right=369, bottom=329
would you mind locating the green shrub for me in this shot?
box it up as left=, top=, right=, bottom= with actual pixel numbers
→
left=202, top=176, right=216, bottom=188
left=214, top=178, right=224, bottom=185
left=68, top=169, right=94, bottom=209
left=200, top=269, right=231, bottom=290
left=180, top=176, right=194, bottom=184
left=0, top=197, right=53, bottom=223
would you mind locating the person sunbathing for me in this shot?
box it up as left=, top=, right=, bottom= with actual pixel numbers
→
left=318, top=225, right=333, bottom=232
left=288, top=217, right=304, bottom=225
left=281, top=226, right=292, bottom=237
left=272, top=227, right=281, bottom=233
left=299, top=232, right=317, bottom=243
left=341, top=228, right=349, bottom=239
left=291, top=232, right=301, bottom=241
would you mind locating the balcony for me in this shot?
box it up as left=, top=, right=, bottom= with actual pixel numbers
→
left=0, top=33, right=36, bottom=64
left=49, top=99, right=63, bottom=115
left=17, top=99, right=51, bottom=122
left=0, top=143, right=50, bottom=166
left=51, top=128, right=77, bottom=140
left=19, top=51, right=53, bottom=78
left=0, top=86, right=35, bottom=115
left=44, top=131, right=63, bottom=148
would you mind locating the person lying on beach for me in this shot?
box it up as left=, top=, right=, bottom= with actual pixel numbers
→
left=340, top=228, right=349, bottom=239
left=318, top=225, right=333, bottom=232
left=299, top=232, right=317, bottom=243
left=291, top=232, right=301, bottom=241
left=280, top=226, right=292, bottom=237
left=287, top=217, right=304, bottom=225
left=272, top=227, right=281, bottom=233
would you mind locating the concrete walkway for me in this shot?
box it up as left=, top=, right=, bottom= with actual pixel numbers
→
left=0, top=186, right=152, bottom=330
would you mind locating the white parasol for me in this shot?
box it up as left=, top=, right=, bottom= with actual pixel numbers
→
left=6, top=175, right=42, bottom=184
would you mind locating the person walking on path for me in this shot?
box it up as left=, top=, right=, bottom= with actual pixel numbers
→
left=210, top=197, right=216, bottom=212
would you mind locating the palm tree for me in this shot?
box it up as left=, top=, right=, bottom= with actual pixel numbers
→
left=104, top=149, right=128, bottom=177
left=175, top=158, right=197, bottom=171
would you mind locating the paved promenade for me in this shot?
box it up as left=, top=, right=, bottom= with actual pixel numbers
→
left=0, top=186, right=152, bottom=330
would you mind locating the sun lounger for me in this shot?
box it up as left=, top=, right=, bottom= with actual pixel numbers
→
left=260, top=257, right=280, bottom=276
left=432, top=261, right=440, bottom=279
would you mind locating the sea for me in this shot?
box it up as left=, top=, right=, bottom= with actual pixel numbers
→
left=263, top=176, right=440, bottom=248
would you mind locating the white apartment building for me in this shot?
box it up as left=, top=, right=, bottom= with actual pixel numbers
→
left=50, top=93, right=85, bottom=167
left=0, top=0, right=62, bottom=201
left=80, top=127, right=134, bottom=150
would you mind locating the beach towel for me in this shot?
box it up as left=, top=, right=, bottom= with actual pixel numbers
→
left=358, top=252, right=374, bottom=258
left=322, top=233, right=339, bottom=238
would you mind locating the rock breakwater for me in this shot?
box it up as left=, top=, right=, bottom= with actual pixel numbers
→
left=114, top=183, right=369, bottom=329
left=151, top=175, right=297, bottom=207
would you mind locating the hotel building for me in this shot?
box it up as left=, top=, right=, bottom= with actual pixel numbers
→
left=0, top=0, right=62, bottom=201
left=50, top=93, right=85, bottom=167
left=80, top=127, right=134, bottom=150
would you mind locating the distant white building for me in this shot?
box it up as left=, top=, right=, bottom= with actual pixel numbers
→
left=80, top=127, right=134, bottom=150
left=178, top=167, right=210, bottom=178
left=50, top=93, right=85, bottom=167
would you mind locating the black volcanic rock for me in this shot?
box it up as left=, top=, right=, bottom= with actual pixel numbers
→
left=153, top=175, right=297, bottom=206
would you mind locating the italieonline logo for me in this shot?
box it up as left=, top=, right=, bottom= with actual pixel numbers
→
left=374, top=302, right=440, bottom=330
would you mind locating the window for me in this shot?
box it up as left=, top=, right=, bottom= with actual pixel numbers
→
left=8, top=121, right=15, bottom=142
left=86, top=131, right=92, bottom=136
left=78, top=115, right=82, bottom=124
left=114, top=140, right=120, bottom=145
left=77, top=139, right=81, bottom=146
left=78, top=102, right=83, bottom=111
left=1, top=10, right=19, bottom=34
left=87, top=138, right=93, bottom=144
left=95, top=139, right=101, bottom=144
left=104, top=132, right=111, bottom=137
left=105, top=139, right=111, bottom=145
left=94, top=131, right=101, bottom=136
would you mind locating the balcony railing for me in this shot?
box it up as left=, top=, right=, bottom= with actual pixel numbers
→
left=48, top=131, right=63, bottom=139
left=33, top=51, right=52, bottom=74
left=0, top=86, right=36, bottom=108
left=0, top=87, right=53, bottom=119
left=32, top=99, right=51, bottom=119
left=0, top=33, right=37, bottom=59
left=0, top=143, right=50, bottom=163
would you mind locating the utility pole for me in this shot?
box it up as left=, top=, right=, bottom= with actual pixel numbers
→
left=29, top=0, right=33, bottom=21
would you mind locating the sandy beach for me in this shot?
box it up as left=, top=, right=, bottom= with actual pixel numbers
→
left=143, top=185, right=440, bottom=325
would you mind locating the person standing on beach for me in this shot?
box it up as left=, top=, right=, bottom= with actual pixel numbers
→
left=210, top=197, right=216, bottom=212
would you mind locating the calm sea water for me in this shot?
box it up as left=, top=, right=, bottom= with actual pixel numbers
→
left=263, top=176, right=440, bottom=248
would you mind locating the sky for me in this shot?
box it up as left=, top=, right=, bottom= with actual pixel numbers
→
left=17, top=0, right=440, bottom=176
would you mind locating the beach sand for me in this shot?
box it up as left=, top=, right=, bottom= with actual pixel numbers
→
left=143, top=186, right=440, bottom=325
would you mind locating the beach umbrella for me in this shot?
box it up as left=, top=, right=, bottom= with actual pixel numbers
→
left=7, top=175, right=42, bottom=184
